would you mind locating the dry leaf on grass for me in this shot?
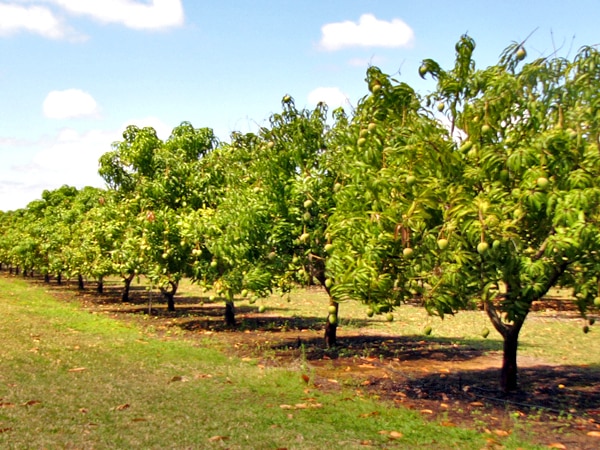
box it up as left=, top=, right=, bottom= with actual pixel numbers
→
left=113, top=403, right=130, bottom=411
left=0, top=403, right=15, bottom=408
left=493, top=429, right=511, bottom=437
left=0, top=428, right=13, bottom=434
left=208, top=435, right=229, bottom=442
left=547, top=443, right=567, bottom=449
left=68, top=367, right=86, bottom=373
left=23, top=400, right=41, bottom=407
left=193, top=373, right=213, bottom=379
left=587, top=431, right=600, bottom=437
left=389, top=431, right=403, bottom=439
left=279, top=403, right=322, bottom=410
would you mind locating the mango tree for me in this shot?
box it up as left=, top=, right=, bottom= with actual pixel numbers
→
left=196, top=98, right=344, bottom=340
left=330, top=36, right=600, bottom=392
left=99, top=123, right=218, bottom=310
left=328, top=67, right=453, bottom=322
left=423, top=37, right=600, bottom=391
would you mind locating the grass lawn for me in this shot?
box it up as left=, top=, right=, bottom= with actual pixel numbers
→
left=0, top=275, right=544, bottom=449
left=4, top=274, right=599, bottom=448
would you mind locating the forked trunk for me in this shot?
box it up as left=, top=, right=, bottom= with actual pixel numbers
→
left=122, top=274, right=134, bottom=302
left=160, top=280, right=178, bottom=312
left=484, top=299, right=526, bottom=393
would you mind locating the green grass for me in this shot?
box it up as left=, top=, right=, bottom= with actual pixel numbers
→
left=0, top=276, right=544, bottom=449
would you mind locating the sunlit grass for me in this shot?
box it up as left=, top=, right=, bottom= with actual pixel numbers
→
left=1, top=275, right=537, bottom=449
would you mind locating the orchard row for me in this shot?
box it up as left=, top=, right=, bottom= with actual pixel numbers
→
left=2, top=36, right=600, bottom=391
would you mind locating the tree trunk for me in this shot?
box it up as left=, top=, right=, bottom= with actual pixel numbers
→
left=225, top=299, right=236, bottom=326
left=78, top=274, right=85, bottom=290
left=122, top=273, right=134, bottom=302
left=501, top=328, right=520, bottom=392
left=307, top=253, right=338, bottom=346
left=484, top=298, right=526, bottom=393
left=160, top=280, right=178, bottom=312
left=15, top=266, right=20, bottom=275
left=324, top=300, right=338, bottom=348
left=57, top=272, right=62, bottom=285
left=44, top=272, right=50, bottom=283
left=97, top=276, right=104, bottom=294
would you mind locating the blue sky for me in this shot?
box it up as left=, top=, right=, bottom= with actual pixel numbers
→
left=1, top=0, right=599, bottom=211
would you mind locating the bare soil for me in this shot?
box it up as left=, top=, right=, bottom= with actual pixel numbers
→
left=36, top=279, right=600, bottom=449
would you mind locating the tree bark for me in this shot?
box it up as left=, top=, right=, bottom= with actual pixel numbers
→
left=160, top=280, right=178, bottom=311
left=57, top=272, right=62, bottom=285
left=78, top=274, right=85, bottom=290
left=44, top=272, right=50, bottom=283
left=97, top=276, right=104, bottom=294
left=324, top=300, right=338, bottom=348
left=501, top=327, right=520, bottom=392
left=225, top=299, right=236, bottom=326
left=484, top=298, right=526, bottom=392
left=121, top=273, right=134, bottom=302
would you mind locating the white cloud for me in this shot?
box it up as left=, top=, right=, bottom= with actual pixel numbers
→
left=319, top=14, right=414, bottom=51
left=43, top=89, right=99, bottom=119
left=51, top=0, right=184, bottom=30
left=30, top=128, right=115, bottom=181
left=0, top=117, right=175, bottom=211
left=307, top=87, right=350, bottom=109
left=0, top=127, right=115, bottom=211
left=0, top=3, right=66, bottom=39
